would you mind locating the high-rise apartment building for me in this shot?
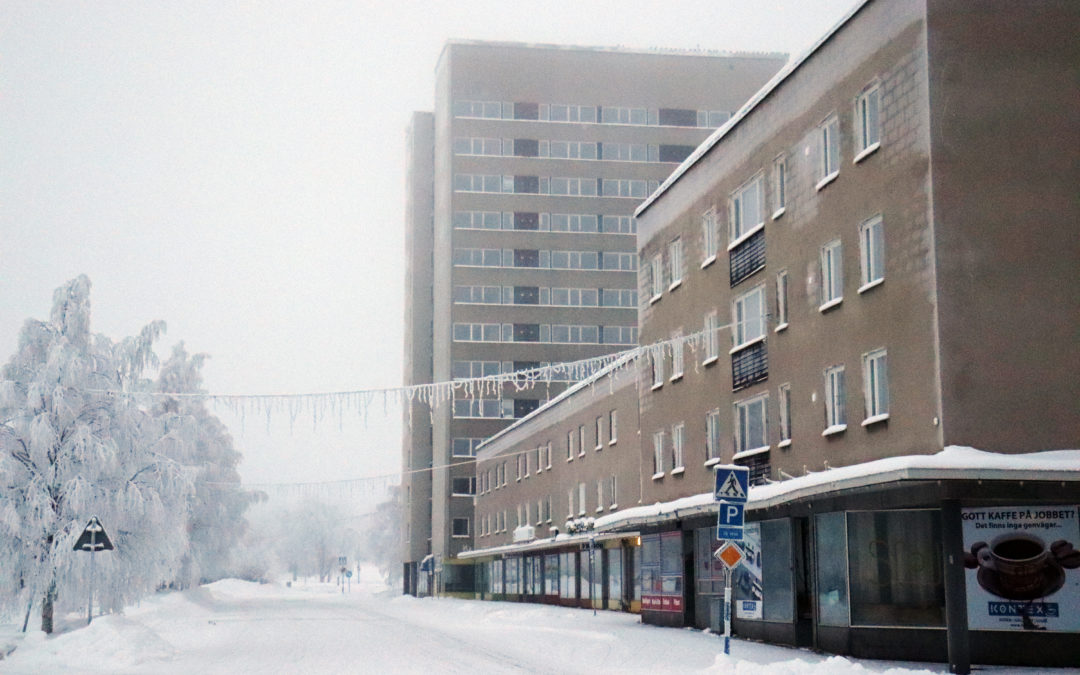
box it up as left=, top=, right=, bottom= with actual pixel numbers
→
left=402, top=40, right=787, bottom=594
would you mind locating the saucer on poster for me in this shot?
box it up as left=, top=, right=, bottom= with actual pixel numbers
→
left=977, top=564, right=1066, bottom=601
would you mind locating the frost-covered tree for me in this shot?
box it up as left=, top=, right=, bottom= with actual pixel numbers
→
left=0, top=275, right=193, bottom=632
left=153, top=344, right=251, bottom=587
left=361, top=487, right=403, bottom=587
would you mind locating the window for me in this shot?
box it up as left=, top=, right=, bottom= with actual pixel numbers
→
left=602, top=252, right=638, bottom=270
left=608, top=475, right=618, bottom=508
left=601, top=289, right=637, bottom=308
left=524, top=451, right=530, bottom=477
left=670, top=331, right=684, bottom=380
left=668, top=238, right=684, bottom=288
left=545, top=442, right=552, bottom=469
left=779, top=384, right=792, bottom=445
left=602, top=325, right=637, bottom=345
left=453, top=210, right=503, bottom=230
left=601, top=106, right=648, bottom=125
left=649, top=254, right=664, bottom=301
left=775, top=271, right=789, bottom=330
left=578, top=425, right=586, bottom=457
left=824, top=365, right=847, bottom=433
left=703, top=312, right=719, bottom=363
left=548, top=213, right=599, bottom=233
left=452, top=437, right=484, bottom=457
left=671, top=423, right=685, bottom=472
left=705, top=409, right=721, bottom=463
left=451, top=477, right=476, bottom=496
left=544, top=103, right=596, bottom=123
left=567, top=430, right=575, bottom=460
left=652, top=431, right=665, bottom=478
left=734, top=394, right=769, bottom=455
left=818, top=115, right=840, bottom=188
left=730, top=175, right=764, bottom=245
left=453, top=137, right=502, bottom=156
left=855, top=83, right=881, bottom=159
left=859, top=215, right=884, bottom=291
left=578, top=482, right=586, bottom=516
left=568, top=488, right=574, bottom=519
left=772, top=155, right=787, bottom=218
left=651, top=350, right=665, bottom=389
left=702, top=209, right=718, bottom=264
left=596, top=480, right=604, bottom=513
left=732, top=285, right=766, bottom=349
left=820, top=240, right=843, bottom=310
left=609, top=410, right=618, bottom=444
left=863, top=349, right=889, bottom=423
left=595, top=416, right=603, bottom=450
left=452, top=518, right=470, bottom=537
left=601, top=215, right=636, bottom=234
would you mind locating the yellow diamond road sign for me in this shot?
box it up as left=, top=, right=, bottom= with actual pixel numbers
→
left=715, top=542, right=743, bottom=570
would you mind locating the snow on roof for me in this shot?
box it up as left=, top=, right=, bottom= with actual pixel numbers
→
left=635, top=0, right=872, bottom=220
left=456, top=529, right=638, bottom=560
left=442, top=38, right=784, bottom=61
left=593, top=447, right=1080, bottom=531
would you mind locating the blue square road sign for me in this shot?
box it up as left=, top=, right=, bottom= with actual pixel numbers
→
left=714, top=464, right=750, bottom=504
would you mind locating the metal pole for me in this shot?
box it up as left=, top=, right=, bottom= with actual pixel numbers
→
left=87, top=530, right=96, bottom=625
left=723, top=566, right=731, bottom=655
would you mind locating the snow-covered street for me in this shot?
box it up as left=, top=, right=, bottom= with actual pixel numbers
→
left=2, top=569, right=1071, bottom=675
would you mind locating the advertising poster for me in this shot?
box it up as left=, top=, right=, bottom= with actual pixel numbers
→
left=961, top=506, right=1080, bottom=631
left=735, top=522, right=763, bottom=619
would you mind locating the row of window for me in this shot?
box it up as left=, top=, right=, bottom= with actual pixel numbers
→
left=454, top=210, right=636, bottom=234
left=476, top=474, right=621, bottom=539
left=453, top=247, right=638, bottom=271
left=453, top=100, right=730, bottom=128
left=453, top=137, right=695, bottom=163
left=451, top=360, right=603, bottom=382
left=454, top=285, right=638, bottom=308
left=454, top=174, right=659, bottom=198
left=451, top=322, right=637, bottom=345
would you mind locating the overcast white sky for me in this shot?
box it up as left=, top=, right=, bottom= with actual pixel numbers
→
left=0, top=0, right=859, bottom=495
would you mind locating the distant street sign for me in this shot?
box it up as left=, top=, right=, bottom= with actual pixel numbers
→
left=714, top=465, right=749, bottom=504
left=715, top=543, right=744, bottom=570
left=73, top=516, right=114, bottom=552
left=346, top=570, right=353, bottom=578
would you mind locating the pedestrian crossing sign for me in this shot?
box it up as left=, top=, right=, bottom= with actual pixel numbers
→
left=713, top=465, right=749, bottom=503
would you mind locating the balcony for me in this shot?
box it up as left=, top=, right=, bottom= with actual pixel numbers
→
left=729, top=228, right=765, bottom=287
left=731, top=340, right=767, bottom=391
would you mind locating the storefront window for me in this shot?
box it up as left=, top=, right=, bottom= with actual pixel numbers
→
left=590, top=548, right=603, bottom=602
left=545, top=554, right=559, bottom=596
left=848, top=510, right=945, bottom=627
left=493, top=559, right=504, bottom=594
left=505, top=556, right=519, bottom=594
left=560, top=552, right=575, bottom=599
left=761, top=519, right=794, bottom=623
left=815, top=512, right=850, bottom=626
left=641, top=532, right=684, bottom=612
left=609, top=548, right=623, bottom=608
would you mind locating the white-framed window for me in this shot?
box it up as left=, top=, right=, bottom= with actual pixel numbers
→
left=705, top=408, right=721, bottom=462
left=601, top=178, right=650, bottom=198
left=863, top=348, right=889, bottom=423
left=818, top=114, right=840, bottom=187
left=453, top=137, right=502, bottom=156
left=779, top=384, right=792, bottom=445
left=516, top=455, right=523, bottom=481
left=670, top=331, right=684, bottom=380
left=525, top=451, right=530, bottom=477
left=609, top=410, right=618, bottom=444
left=650, top=254, right=664, bottom=301
left=772, top=154, right=787, bottom=218
left=452, top=210, right=503, bottom=230
left=671, top=423, right=685, bottom=471
left=859, top=215, right=885, bottom=291
left=652, top=430, right=665, bottom=477
left=776, top=271, right=789, bottom=330
left=451, top=477, right=476, bottom=496
left=536, top=500, right=543, bottom=526
left=729, top=174, right=764, bottom=245
left=602, top=325, right=637, bottom=346
left=596, top=480, right=604, bottom=513
left=734, top=394, right=769, bottom=455
left=568, top=488, right=574, bottom=519
left=595, top=416, right=603, bottom=450
left=578, top=482, right=586, bottom=516
left=608, top=475, right=618, bottom=508
left=824, top=365, right=847, bottom=433
left=702, top=208, right=719, bottom=264
left=668, top=237, right=684, bottom=288
left=567, top=430, right=575, bottom=460
left=579, top=425, right=586, bottom=457
left=501, top=461, right=508, bottom=486
left=651, top=350, right=665, bottom=389
left=703, top=311, right=720, bottom=363
left=452, top=518, right=470, bottom=537
left=855, top=82, right=881, bottom=159
left=820, top=239, right=843, bottom=309
left=452, top=437, right=484, bottom=457
left=601, top=215, right=636, bottom=234
left=545, top=441, right=553, bottom=469
left=544, top=496, right=552, bottom=522
left=732, top=285, right=766, bottom=349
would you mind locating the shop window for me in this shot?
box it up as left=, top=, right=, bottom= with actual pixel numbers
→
left=815, top=512, right=850, bottom=626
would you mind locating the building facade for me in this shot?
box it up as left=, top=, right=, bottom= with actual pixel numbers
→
left=402, top=41, right=788, bottom=593
left=442, top=1, right=1080, bottom=670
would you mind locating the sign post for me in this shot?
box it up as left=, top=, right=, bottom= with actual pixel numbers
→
left=713, top=465, right=749, bottom=655
left=73, top=516, right=114, bottom=625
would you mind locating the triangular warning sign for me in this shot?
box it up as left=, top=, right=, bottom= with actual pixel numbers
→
left=73, top=516, right=114, bottom=552
left=718, top=472, right=746, bottom=500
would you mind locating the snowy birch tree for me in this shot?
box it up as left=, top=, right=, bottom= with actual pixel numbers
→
left=0, top=275, right=193, bottom=632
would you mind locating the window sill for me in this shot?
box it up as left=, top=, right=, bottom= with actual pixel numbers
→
left=701, top=255, right=717, bottom=270
left=702, top=355, right=719, bottom=367
left=451, top=535, right=470, bottom=539
left=668, top=280, right=683, bottom=292
left=730, top=334, right=766, bottom=355
left=774, top=322, right=788, bottom=334
left=822, top=424, right=848, bottom=437
left=732, top=445, right=770, bottom=461
left=771, top=207, right=786, bottom=221
left=818, top=297, right=843, bottom=313
left=651, top=382, right=664, bottom=392
left=671, top=467, right=685, bottom=476
left=704, top=457, right=722, bottom=467
left=451, top=493, right=474, bottom=498
left=853, top=142, right=880, bottom=164
left=567, top=457, right=574, bottom=462
left=861, top=413, right=890, bottom=427
left=578, top=452, right=585, bottom=458
left=596, top=507, right=604, bottom=513
left=651, top=471, right=665, bottom=481
left=815, top=171, right=839, bottom=192
left=649, top=294, right=662, bottom=305
left=777, top=438, right=792, bottom=449
left=727, top=221, right=766, bottom=252
left=858, top=278, right=884, bottom=295
left=609, top=439, right=617, bottom=446
left=595, top=445, right=603, bottom=452
left=669, top=373, right=683, bottom=383
left=609, top=504, right=618, bottom=511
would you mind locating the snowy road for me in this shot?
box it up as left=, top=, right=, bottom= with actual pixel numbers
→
left=2, top=573, right=1069, bottom=674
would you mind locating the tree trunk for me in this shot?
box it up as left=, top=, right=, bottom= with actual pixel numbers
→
left=41, top=580, right=57, bottom=634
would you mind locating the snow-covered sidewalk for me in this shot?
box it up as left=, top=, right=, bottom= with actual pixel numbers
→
left=0, top=572, right=1069, bottom=674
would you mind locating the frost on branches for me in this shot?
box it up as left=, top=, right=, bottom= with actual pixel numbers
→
left=0, top=275, right=246, bottom=633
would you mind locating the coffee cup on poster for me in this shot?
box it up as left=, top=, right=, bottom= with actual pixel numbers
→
left=976, top=532, right=1050, bottom=596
